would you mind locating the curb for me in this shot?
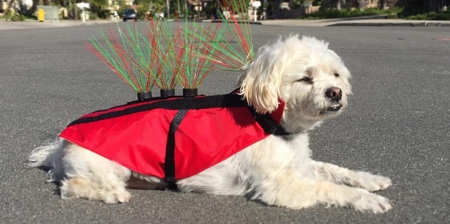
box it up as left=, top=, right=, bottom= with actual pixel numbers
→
left=210, top=19, right=263, bottom=25
left=328, top=22, right=450, bottom=27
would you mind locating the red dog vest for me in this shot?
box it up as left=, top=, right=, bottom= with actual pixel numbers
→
left=60, top=93, right=286, bottom=182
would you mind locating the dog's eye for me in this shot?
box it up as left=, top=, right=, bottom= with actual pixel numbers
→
left=297, top=77, right=313, bottom=84
left=334, top=73, right=340, bottom=77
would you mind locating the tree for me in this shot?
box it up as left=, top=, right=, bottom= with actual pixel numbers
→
left=4, top=0, right=40, bottom=17
left=426, top=0, right=447, bottom=12
left=89, top=0, right=110, bottom=19
left=4, top=0, right=16, bottom=16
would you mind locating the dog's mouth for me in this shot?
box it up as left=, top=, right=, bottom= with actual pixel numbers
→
left=320, top=104, right=342, bottom=114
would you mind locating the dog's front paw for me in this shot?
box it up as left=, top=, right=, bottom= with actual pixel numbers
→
left=101, top=189, right=131, bottom=204
left=61, top=178, right=131, bottom=204
left=351, top=190, right=394, bottom=213
left=352, top=173, right=392, bottom=192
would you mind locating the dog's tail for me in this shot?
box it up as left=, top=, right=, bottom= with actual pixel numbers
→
left=28, top=139, right=67, bottom=182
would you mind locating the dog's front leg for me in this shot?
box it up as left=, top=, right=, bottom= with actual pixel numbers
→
left=310, top=161, right=392, bottom=192
left=256, top=175, right=393, bottom=213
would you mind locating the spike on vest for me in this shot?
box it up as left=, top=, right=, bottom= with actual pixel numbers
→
left=59, top=92, right=287, bottom=183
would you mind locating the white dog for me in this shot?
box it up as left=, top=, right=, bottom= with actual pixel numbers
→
left=29, top=35, right=393, bottom=213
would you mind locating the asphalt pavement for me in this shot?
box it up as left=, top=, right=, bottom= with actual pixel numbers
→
left=0, top=20, right=449, bottom=223
left=1, top=16, right=450, bottom=30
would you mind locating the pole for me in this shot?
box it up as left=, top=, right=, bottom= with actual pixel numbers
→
left=166, top=0, right=170, bottom=18
left=82, top=8, right=86, bottom=23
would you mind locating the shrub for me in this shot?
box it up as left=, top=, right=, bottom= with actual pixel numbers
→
left=89, top=12, right=99, bottom=20
left=436, top=11, right=450, bottom=20
left=11, top=14, right=26, bottom=21
left=303, top=8, right=384, bottom=19
left=302, top=6, right=450, bottom=21
left=405, top=11, right=450, bottom=20
left=4, top=11, right=26, bottom=22
left=427, top=11, right=438, bottom=19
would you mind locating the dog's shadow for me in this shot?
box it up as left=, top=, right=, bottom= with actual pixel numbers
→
left=37, top=165, right=63, bottom=195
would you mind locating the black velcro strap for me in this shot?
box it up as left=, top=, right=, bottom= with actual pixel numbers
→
left=164, top=109, right=188, bottom=190
left=67, top=94, right=247, bottom=127
left=249, top=107, right=291, bottom=136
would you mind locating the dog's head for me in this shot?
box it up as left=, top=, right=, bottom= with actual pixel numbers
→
left=240, top=35, right=352, bottom=133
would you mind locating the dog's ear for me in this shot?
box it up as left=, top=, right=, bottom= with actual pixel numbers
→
left=240, top=44, right=283, bottom=114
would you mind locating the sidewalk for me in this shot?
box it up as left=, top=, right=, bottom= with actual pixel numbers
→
left=0, top=19, right=119, bottom=31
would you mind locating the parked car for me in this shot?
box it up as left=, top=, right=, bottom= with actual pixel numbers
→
left=123, top=9, right=137, bottom=22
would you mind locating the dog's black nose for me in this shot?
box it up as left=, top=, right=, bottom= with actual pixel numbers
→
left=325, top=87, right=342, bottom=101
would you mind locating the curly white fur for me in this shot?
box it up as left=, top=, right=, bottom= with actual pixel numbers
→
left=29, top=35, right=393, bottom=213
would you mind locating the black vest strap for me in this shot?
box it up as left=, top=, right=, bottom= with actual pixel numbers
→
left=248, top=107, right=291, bottom=136
left=67, top=94, right=247, bottom=127
left=67, top=93, right=290, bottom=136
left=164, top=109, right=188, bottom=190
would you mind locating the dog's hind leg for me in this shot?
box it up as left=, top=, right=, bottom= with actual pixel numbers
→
left=255, top=175, right=393, bottom=213
left=61, top=144, right=131, bottom=204
left=310, top=161, right=392, bottom=192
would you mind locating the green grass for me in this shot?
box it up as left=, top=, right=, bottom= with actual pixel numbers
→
left=301, top=7, right=450, bottom=20
left=1, top=13, right=37, bottom=21
left=405, top=11, right=450, bottom=20
left=302, top=7, right=403, bottom=19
